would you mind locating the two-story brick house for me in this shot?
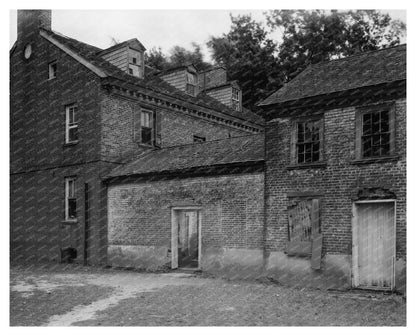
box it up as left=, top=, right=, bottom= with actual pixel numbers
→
left=258, top=45, right=406, bottom=292
left=10, top=10, right=265, bottom=268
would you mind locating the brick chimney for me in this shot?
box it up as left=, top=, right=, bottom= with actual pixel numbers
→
left=17, top=10, right=51, bottom=41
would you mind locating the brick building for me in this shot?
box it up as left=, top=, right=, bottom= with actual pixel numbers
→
left=10, top=10, right=406, bottom=292
left=258, top=45, right=406, bottom=292
left=10, top=10, right=264, bottom=267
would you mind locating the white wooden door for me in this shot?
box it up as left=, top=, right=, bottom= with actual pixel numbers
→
left=354, top=202, right=395, bottom=289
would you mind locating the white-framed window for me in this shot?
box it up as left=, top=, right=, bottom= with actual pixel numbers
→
left=186, top=72, right=197, bottom=96
left=65, top=177, right=77, bottom=221
left=48, top=61, right=57, bottom=80
left=134, top=109, right=153, bottom=145
left=231, top=87, right=240, bottom=111
left=65, top=104, right=78, bottom=143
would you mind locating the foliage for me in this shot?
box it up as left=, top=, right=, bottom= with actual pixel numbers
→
left=266, top=10, right=406, bottom=82
left=207, top=14, right=281, bottom=109
left=145, top=43, right=211, bottom=71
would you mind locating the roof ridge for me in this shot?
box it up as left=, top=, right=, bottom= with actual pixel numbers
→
left=310, top=44, right=406, bottom=68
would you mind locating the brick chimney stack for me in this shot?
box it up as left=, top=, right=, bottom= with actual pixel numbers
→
left=17, top=10, right=51, bottom=41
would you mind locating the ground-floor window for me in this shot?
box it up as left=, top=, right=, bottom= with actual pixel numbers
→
left=65, top=177, right=77, bottom=221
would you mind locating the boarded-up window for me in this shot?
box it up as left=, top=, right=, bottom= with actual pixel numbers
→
left=287, top=198, right=321, bottom=260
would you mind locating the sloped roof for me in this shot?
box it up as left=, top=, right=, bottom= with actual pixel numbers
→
left=105, top=134, right=264, bottom=178
left=258, top=44, right=406, bottom=106
left=99, top=38, right=146, bottom=54
left=40, top=29, right=264, bottom=126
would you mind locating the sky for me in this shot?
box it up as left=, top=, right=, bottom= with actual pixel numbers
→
left=9, top=9, right=406, bottom=63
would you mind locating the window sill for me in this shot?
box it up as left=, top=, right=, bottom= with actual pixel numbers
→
left=61, top=220, right=78, bottom=225
left=286, top=162, right=327, bottom=170
left=63, top=141, right=79, bottom=147
left=351, top=155, right=399, bottom=165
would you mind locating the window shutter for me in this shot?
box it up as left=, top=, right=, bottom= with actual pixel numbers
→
left=318, top=118, right=324, bottom=161
left=389, top=104, right=396, bottom=155
left=355, top=109, right=362, bottom=159
left=153, top=111, right=162, bottom=147
left=290, top=121, right=297, bottom=164
left=133, top=110, right=141, bottom=142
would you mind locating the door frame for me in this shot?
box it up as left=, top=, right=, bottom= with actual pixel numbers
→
left=351, top=199, right=396, bottom=290
left=171, top=206, right=202, bottom=270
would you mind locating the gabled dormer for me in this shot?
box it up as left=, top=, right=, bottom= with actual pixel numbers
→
left=99, top=38, right=146, bottom=79
left=158, top=64, right=198, bottom=97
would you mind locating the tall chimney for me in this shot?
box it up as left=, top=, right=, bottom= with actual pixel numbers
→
left=17, top=10, right=51, bottom=41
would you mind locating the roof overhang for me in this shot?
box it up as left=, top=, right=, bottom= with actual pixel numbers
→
left=259, top=80, right=406, bottom=121
left=40, top=29, right=107, bottom=78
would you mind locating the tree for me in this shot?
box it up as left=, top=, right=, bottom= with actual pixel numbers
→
left=145, top=43, right=212, bottom=72
left=145, top=47, right=170, bottom=71
left=170, top=43, right=212, bottom=71
left=208, top=14, right=281, bottom=109
left=266, top=10, right=406, bottom=82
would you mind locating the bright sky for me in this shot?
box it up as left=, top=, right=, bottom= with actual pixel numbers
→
left=9, top=9, right=406, bottom=63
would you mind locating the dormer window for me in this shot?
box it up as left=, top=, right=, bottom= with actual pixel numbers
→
left=48, top=61, right=57, bottom=80
left=232, top=88, right=240, bottom=111
left=186, top=72, right=197, bottom=96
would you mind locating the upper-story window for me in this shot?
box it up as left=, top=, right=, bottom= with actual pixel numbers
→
left=48, top=61, right=57, bottom=80
left=134, top=109, right=154, bottom=146
left=356, top=104, right=395, bottom=159
left=65, top=104, right=78, bottom=144
left=132, top=57, right=137, bottom=64
left=292, top=118, right=323, bottom=164
left=231, top=88, right=240, bottom=111
left=186, top=72, right=197, bottom=96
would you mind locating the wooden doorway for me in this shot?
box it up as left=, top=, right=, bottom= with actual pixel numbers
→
left=352, top=200, right=396, bottom=290
left=171, top=207, right=201, bottom=270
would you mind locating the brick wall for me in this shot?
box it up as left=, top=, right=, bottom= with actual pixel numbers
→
left=10, top=161, right=114, bottom=264
left=264, top=99, right=406, bottom=259
left=10, top=29, right=102, bottom=173
left=107, top=173, right=264, bottom=268
left=100, top=92, right=250, bottom=162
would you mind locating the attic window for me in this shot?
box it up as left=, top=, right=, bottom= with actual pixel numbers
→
left=186, top=72, right=197, bottom=96
left=48, top=61, right=57, bottom=80
left=231, top=88, right=240, bottom=111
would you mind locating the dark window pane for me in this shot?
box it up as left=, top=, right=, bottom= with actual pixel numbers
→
left=186, top=84, right=195, bottom=96
left=68, top=198, right=76, bottom=219
left=381, top=143, right=390, bottom=156
left=362, top=114, right=372, bottom=136
left=362, top=136, right=372, bottom=157
left=69, top=127, right=78, bottom=142
left=372, top=112, right=380, bottom=134
left=380, top=111, right=390, bottom=132
left=304, top=123, right=312, bottom=142
left=141, top=127, right=152, bottom=145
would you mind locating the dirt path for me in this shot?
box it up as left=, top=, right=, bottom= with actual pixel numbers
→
left=11, top=269, right=209, bottom=326
left=10, top=265, right=406, bottom=326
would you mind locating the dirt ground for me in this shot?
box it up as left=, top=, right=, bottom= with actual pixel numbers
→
left=10, top=263, right=406, bottom=326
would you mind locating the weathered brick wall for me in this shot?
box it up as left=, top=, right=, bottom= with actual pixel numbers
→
left=107, top=173, right=264, bottom=255
left=10, top=161, right=114, bottom=264
left=10, top=25, right=108, bottom=264
left=264, top=99, right=406, bottom=259
left=100, top=92, right=250, bottom=161
left=10, top=30, right=102, bottom=173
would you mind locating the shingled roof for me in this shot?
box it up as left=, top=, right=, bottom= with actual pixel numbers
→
left=40, top=29, right=264, bottom=126
left=258, top=44, right=406, bottom=107
left=105, top=134, right=264, bottom=179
